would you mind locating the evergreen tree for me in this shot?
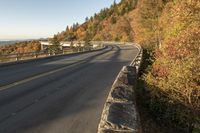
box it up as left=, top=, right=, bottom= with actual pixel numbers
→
left=49, top=35, right=61, bottom=54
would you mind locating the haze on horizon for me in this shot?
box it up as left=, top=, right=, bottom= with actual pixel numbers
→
left=0, top=0, right=120, bottom=41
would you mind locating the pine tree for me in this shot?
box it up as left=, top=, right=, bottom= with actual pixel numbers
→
left=49, top=35, right=61, bottom=54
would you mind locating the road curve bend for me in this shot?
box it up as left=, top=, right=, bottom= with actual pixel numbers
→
left=0, top=44, right=139, bottom=133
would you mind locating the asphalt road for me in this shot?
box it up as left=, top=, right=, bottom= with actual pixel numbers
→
left=0, top=44, right=139, bottom=133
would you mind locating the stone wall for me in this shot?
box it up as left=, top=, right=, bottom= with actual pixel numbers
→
left=97, top=44, right=143, bottom=133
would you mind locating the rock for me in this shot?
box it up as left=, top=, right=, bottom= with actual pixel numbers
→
left=122, top=66, right=136, bottom=74
left=99, top=102, right=139, bottom=133
left=110, top=86, right=134, bottom=103
left=117, top=73, right=129, bottom=85
left=122, top=66, right=137, bottom=85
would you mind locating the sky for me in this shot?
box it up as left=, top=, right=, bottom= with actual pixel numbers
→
left=0, top=0, right=120, bottom=40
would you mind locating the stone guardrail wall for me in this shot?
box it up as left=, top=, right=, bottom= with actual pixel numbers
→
left=98, top=43, right=143, bottom=133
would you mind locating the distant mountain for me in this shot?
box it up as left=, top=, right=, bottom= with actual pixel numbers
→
left=0, top=40, right=20, bottom=46
left=0, top=38, right=47, bottom=46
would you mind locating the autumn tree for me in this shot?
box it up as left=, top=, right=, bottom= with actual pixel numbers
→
left=0, top=41, right=41, bottom=54
left=143, top=0, right=200, bottom=131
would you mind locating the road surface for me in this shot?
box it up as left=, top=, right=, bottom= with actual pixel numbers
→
left=0, top=44, right=139, bottom=133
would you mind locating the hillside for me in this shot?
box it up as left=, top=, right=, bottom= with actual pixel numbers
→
left=0, top=41, right=41, bottom=54
left=55, top=0, right=137, bottom=42
left=131, top=0, right=199, bottom=133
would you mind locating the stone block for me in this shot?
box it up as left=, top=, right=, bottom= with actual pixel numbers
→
left=98, top=102, right=139, bottom=133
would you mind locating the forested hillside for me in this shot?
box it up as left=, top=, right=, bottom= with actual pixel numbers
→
left=55, top=0, right=199, bottom=132
left=0, top=41, right=41, bottom=54
left=55, top=0, right=137, bottom=42
left=133, top=1, right=199, bottom=133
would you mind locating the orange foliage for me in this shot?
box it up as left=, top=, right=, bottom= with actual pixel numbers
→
left=0, top=41, right=41, bottom=54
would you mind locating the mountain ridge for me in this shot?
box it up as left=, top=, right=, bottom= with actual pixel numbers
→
left=55, top=0, right=137, bottom=42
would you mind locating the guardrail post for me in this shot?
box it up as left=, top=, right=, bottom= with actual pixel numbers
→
left=35, top=52, right=38, bottom=58
left=1, top=41, right=105, bottom=63
left=16, top=54, right=19, bottom=61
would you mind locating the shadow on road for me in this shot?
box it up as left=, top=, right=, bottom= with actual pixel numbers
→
left=0, top=45, right=139, bottom=133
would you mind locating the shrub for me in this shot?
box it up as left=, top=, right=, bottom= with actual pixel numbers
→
left=144, top=27, right=200, bottom=132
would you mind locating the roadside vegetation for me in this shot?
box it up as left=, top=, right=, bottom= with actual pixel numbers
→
left=0, top=41, right=41, bottom=55
left=132, top=0, right=200, bottom=132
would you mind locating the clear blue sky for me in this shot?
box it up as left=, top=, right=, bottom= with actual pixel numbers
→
left=0, top=0, right=120, bottom=40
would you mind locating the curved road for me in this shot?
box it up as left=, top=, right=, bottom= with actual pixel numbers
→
left=0, top=44, right=139, bottom=133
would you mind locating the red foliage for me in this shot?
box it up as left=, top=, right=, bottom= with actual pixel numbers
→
left=152, top=64, right=169, bottom=78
